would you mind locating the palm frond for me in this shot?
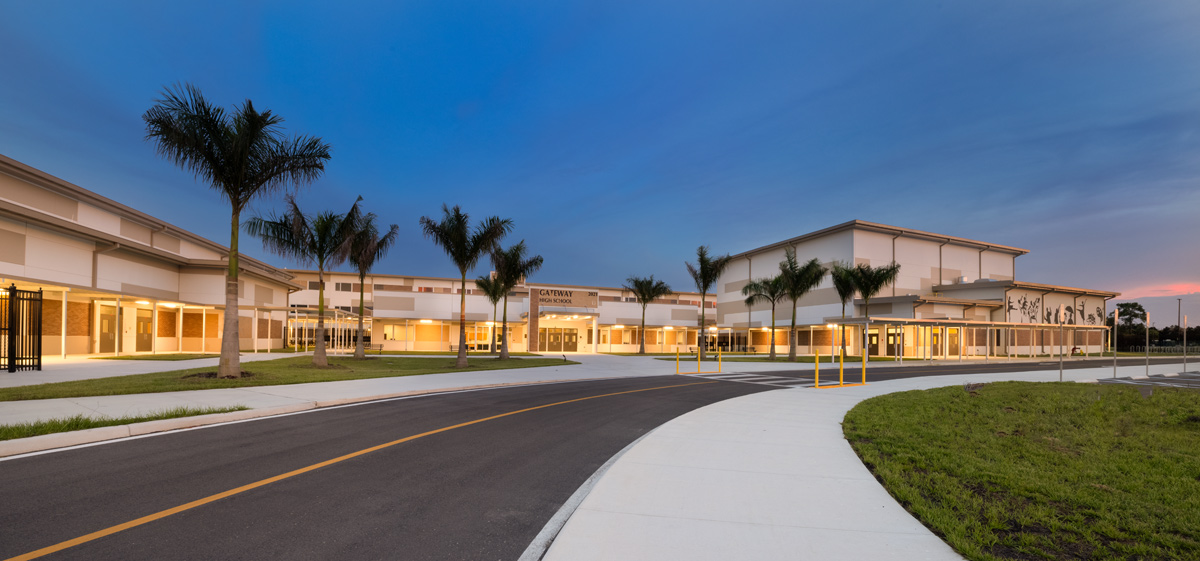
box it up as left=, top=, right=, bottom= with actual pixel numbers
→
left=421, top=205, right=513, bottom=276
left=474, top=275, right=506, bottom=306
left=493, top=240, right=543, bottom=292
left=779, top=249, right=827, bottom=302
left=686, top=245, right=733, bottom=294
left=830, top=262, right=858, bottom=306
left=624, top=275, right=673, bottom=308
left=350, top=213, right=400, bottom=277
left=143, top=83, right=330, bottom=214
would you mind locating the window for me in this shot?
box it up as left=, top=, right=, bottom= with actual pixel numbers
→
left=336, top=283, right=353, bottom=292
left=307, top=281, right=323, bottom=290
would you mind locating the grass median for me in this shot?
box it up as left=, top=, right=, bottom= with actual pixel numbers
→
left=844, top=381, right=1200, bottom=561
left=0, top=405, right=249, bottom=441
left=0, top=356, right=578, bottom=402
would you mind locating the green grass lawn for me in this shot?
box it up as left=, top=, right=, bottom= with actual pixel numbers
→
left=0, top=356, right=578, bottom=402
left=843, top=382, right=1200, bottom=561
left=92, top=354, right=220, bottom=361
left=0, top=405, right=249, bottom=441
left=273, top=347, right=540, bottom=356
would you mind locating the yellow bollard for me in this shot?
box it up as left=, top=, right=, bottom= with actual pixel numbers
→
left=862, top=352, right=866, bottom=385
left=718, top=350, right=722, bottom=373
left=839, top=348, right=845, bottom=386
left=815, top=350, right=820, bottom=388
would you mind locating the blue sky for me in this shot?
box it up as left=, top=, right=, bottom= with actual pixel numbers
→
left=2, top=1, right=1198, bottom=321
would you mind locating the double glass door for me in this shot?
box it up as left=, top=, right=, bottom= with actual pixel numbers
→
left=539, top=328, right=578, bottom=352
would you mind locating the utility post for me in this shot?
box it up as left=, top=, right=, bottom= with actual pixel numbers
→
left=1113, top=308, right=1118, bottom=378
left=1058, top=318, right=1064, bottom=382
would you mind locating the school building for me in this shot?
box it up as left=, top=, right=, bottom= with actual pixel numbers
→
left=716, top=220, right=1118, bottom=359
left=285, top=270, right=715, bottom=354
left=0, top=154, right=295, bottom=365
left=0, top=155, right=1119, bottom=366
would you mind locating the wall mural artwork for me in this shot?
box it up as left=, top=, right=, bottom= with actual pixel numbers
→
left=1007, top=295, right=1041, bottom=323
left=1009, top=295, right=1104, bottom=325
left=1078, top=299, right=1103, bottom=326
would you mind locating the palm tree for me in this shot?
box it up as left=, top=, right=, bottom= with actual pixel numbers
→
left=474, top=274, right=506, bottom=355
left=851, top=262, right=902, bottom=358
left=143, top=83, right=330, bottom=378
left=623, top=276, right=673, bottom=354
left=830, top=262, right=857, bottom=356
left=349, top=213, right=399, bottom=359
left=686, top=246, right=733, bottom=361
left=419, top=205, right=513, bottom=368
left=778, top=248, right=827, bottom=361
left=245, top=195, right=362, bottom=367
left=742, top=275, right=787, bottom=360
left=492, top=241, right=543, bottom=360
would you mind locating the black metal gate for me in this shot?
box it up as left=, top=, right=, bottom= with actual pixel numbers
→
left=1, top=284, right=42, bottom=372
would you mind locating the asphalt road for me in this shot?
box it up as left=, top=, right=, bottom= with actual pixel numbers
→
left=734, top=356, right=1189, bottom=383
left=0, top=377, right=772, bottom=561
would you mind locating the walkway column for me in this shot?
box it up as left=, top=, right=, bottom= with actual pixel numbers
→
left=152, top=301, right=158, bottom=355
left=592, top=318, right=598, bottom=354
left=115, top=296, right=122, bottom=356
left=253, top=307, right=259, bottom=353
left=201, top=308, right=207, bottom=353
left=60, top=289, right=69, bottom=358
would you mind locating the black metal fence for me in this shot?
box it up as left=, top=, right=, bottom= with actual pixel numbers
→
left=1, top=284, right=42, bottom=372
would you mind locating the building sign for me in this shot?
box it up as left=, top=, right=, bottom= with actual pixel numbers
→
left=536, top=288, right=598, bottom=308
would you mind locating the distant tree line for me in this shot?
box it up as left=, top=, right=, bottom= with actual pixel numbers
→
left=1107, top=302, right=1199, bottom=351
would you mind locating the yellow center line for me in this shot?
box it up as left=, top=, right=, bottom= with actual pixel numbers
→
left=6, top=380, right=717, bottom=561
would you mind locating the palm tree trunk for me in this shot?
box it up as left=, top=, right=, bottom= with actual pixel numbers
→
left=699, top=296, right=707, bottom=361
left=313, top=267, right=328, bottom=367
left=500, top=294, right=510, bottom=360
left=639, top=307, right=647, bottom=354
left=769, top=306, right=776, bottom=360
left=218, top=209, right=242, bottom=378
left=840, top=303, right=847, bottom=357
left=456, top=273, right=468, bottom=368
left=354, top=272, right=366, bottom=359
left=788, top=302, right=797, bottom=362
left=492, top=301, right=498, bottom=355
left=862, top=296, right=869, bottom=362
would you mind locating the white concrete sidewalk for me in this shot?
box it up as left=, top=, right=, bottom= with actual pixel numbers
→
left=1, top=353, right=298, bottom=388
left=542, top=361, right=1189, bottom=561
left=0, top=354, right=653, bottom=425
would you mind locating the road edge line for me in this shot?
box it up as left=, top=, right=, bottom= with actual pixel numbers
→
left=517, top=429, right=657, bottom=561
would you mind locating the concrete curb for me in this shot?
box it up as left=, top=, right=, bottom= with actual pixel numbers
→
left=0, top=377, right=618, bottom=459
